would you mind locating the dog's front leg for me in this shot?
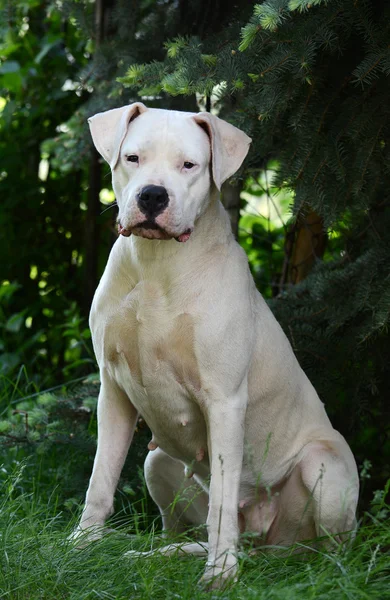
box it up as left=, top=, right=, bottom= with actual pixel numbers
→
left=72, top=370, right=138, bottom=543
left=200, top=385, right=247, bottom=589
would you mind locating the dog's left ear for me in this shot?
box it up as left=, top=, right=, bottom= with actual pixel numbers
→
left=193, top=113, right=252, bottom=190
left=88, top=102, right=148, bottom=169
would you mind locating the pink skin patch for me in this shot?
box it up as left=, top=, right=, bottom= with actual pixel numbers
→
left=118, top=223, right=131, bottom=237
left=175, top=229, right=192, bottom=243
left=196, top=448, right=205, bottom=462
left=147, top=440, right=158, bottom=451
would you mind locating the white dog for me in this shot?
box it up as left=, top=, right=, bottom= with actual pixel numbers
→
left=74, top=103, right=359, bottom=589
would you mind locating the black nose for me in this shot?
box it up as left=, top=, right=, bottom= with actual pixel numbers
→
left=138, top=185, right=169, bottom=217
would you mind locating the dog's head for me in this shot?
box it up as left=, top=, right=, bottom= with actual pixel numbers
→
left=88, top=103, right=251, bottom=242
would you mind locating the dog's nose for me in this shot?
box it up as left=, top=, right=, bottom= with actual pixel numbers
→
left=138, top=185, right=169, bottom=217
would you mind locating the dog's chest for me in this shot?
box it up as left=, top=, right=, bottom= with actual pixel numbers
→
left=98, top=280, right=208, bottom=463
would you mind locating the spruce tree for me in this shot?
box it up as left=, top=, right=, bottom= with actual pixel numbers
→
left=119, top=0, right=390, bottom=501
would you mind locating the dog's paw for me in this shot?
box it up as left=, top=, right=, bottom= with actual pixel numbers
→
left=199, top=556, right=238, bottom=590
left=68, top=525, right=114, bottom=548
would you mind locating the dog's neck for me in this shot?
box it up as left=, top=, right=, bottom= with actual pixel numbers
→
left=125, top=189, right=234, bottom=265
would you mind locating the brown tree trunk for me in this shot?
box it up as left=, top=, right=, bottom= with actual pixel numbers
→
left=280, top=210, right=327, bottom=288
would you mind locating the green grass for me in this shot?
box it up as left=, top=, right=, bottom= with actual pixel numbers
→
left=1, top=475, right=389, bottom=600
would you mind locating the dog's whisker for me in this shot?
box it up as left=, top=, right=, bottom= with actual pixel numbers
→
left=100, top=202, right=118, bottom=215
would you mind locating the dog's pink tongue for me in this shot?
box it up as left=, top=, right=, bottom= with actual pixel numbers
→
left=176, top=229, right=192, bottom=243
left=118, top=224, right=131, bottom=237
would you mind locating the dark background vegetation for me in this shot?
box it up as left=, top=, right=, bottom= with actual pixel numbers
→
left=0, top=0, right=389, bottom=523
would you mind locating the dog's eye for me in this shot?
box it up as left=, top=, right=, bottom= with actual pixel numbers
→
left=183, top=162, right=195, bottom=169
left=126, top=155, right=139, bottom=163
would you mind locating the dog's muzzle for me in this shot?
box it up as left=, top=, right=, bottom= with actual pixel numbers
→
left=118, top=184, right=192, bottom=242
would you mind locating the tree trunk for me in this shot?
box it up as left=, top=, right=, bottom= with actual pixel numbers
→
left=280, top=210, right=327, bottom=288
left=82, top=0, right=105, bottom=314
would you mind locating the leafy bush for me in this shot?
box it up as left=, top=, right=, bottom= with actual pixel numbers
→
left=0, top=374, right=154, bottom=522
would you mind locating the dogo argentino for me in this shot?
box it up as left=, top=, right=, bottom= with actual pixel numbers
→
left=74, top=102, right=359, bottom=588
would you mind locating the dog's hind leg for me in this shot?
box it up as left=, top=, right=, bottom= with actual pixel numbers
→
left=125, top=448, right=209, bottom=559
left=299, top=438, right=359, bottom=545
left=144, top=447, right=209, bottom=535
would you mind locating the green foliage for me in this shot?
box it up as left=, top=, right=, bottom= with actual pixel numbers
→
left=0, top=375, right=152, bottom=516
left=0, top=1, right=99, bottom=388
left=0, top=280, right=95, bottom=396
left=240, top=161, right=294, bottom=298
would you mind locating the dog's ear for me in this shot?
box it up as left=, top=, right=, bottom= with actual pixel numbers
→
left=193, top=113, right=251, bottom=190
left=88, top=102, right=147, bottom=169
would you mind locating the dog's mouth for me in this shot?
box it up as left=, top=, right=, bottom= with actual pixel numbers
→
left=118, top=220, right=192, bottom=243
